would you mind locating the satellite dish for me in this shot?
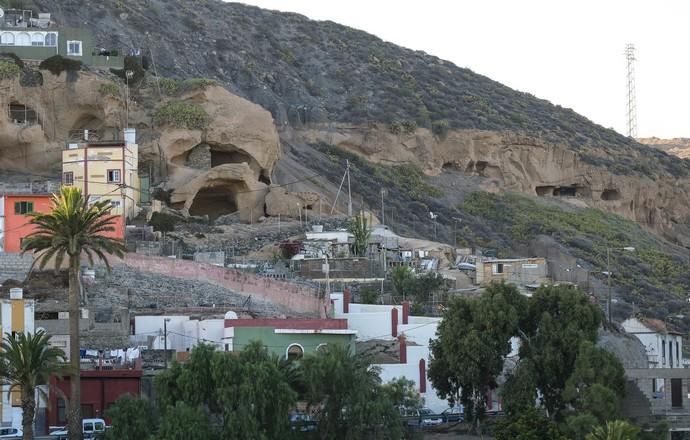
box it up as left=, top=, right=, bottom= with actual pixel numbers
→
left=0, top=9, right=5, bottom=18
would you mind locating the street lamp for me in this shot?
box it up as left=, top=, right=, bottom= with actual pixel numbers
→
left=124, top=70, right=134, bottom=127
left=607, top=246, right=635, bottom=324
left=163, top=317, right=171, bottom=369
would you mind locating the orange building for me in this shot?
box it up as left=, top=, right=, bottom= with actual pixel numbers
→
left=1, top=194, right=52, bottom=253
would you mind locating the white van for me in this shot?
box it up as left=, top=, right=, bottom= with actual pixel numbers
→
left=49, top=418, right=107, bottom=439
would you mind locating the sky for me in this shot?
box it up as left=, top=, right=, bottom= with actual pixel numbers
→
left=234, top=0, right=689, bottom=139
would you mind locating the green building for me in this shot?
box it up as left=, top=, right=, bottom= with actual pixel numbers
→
left=224, top=318, right=356, bottom=359
left=0, top=9, right=124, bottom=68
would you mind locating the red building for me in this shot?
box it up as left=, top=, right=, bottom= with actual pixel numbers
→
left=47, top=368, right=142, bottom=428
left=1, top=194, right=52, bottom=253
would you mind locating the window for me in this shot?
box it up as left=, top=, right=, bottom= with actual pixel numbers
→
left=31, top=33, right=44, bottom=46
left=110, top=200, right=121, bottom=208
left=492, top=263, right=504, bottom=274
left=15, top=32, right=29, bottom=46
left=57, top=398, right=67, bottom=424
left=14, top=201, right=33, bottom=215
left=63, top=171, right=74, bottom=186
left=1, top=32, right=14, bottom=45
left=663, top=340, right=666, bottom=365
left=107, top=169, right=121, bottom=183
left=45, top=32, right=57, bottom=46
left=677, top=341, right=681, bottom=367
left=67, top=40, right=82, bottom=56
left=286, top=343, right=304, bottom=361
left=670, top=342, right=674, bottom=368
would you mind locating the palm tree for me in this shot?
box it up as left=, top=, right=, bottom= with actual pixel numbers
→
left=22, top=186, right=125, bottom=440
left=347, top=212, right=371, bottom=257
left=586, top=420, right=640, bottom=440
left=0, top=330, right=70, bottom=440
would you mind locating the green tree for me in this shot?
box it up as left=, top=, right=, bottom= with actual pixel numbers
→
left=22, top=187, right=125, bottom=439
left=518, top=285, right=602, bottom=420
left=390, top=266, right=413, bottom=300
left=301, top=344, right=402, bottom=439
left=382, top=377, right=423, bottom=410
left=561, top=341, right=627, bottom=438
left=407, top=271, right=445, bottom=304
left=155, top=342, right=297, bottom=439
left=496, top=407, right=566, bottom=440
left=347, top=213, right=371, bottom=257
left=586, top=420, right=639, bottom=440
left=0, top=331, right=69, bottom=440
left=428, top=283, right=526, bottom=432
left=104, top=395, right=155, bottom=440
left=157, top=402, right=216, bottom=440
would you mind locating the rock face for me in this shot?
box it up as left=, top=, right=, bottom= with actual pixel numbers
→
left=294, top=124, right=690, bottom=244
left=0, top=71, right=125, bottom=172
left=639, top=137, right=690, bottom=159
left=155, top=85, right=281, bottom=221
left=264, top=186, right=320, bottom=217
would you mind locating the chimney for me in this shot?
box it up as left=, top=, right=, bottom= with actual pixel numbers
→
left=398, top=334, right=407, bottom=364
left=402, top=301, right=410, bottom=325
left=9, top=288, right=23, bottom=300
left=343, top=288, right=350, bottom=314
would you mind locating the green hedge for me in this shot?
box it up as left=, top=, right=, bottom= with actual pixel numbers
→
left=154, top=101, right=210, bottom=130
left=39, top=55, right=82, bottom=76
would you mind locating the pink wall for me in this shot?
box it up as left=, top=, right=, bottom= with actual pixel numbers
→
left=121, top=254, right=327, bottom=316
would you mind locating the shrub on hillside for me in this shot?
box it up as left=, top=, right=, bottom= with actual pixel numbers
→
left=179, top=78, right=217, bottom=92
left=38, top=55, right=82, bottom=76
left=0, top=60, right=21, bottom=81
left=154, top=101, right=210, bottom=130
left=0, top=52, right=24, bottom=69
left=158, top=77, right=178, bottom=95
left=98, top=82, right=119, bottom=97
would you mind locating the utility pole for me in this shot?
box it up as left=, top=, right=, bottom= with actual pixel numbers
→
left=346, top=159, right=352, bottom=217
left=163, top=317, right=171, bottom=369
left=380, top=188, right=386, bottom=226
left=625, top=43, right=638, bottom=138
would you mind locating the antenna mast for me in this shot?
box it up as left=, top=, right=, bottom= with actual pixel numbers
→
left=625, top=43, right=637, bottom=138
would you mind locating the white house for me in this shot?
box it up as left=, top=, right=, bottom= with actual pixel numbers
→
left=329, top=291, right=513, bottom=413
left=622, top=316, right=683, bottom=368
left=132, top=315, right=225, bottom=353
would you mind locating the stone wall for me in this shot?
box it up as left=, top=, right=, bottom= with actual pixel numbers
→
left=185, top=143, right=211, bottom=170
left=0, top=253, right=34, bottom=282
left=117, top=254, right=326, bottom=316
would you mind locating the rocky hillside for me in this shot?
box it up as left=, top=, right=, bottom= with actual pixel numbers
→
left=639, top=137, right=690, bottom=159
left=35, top=0, right=688, bottom=175
left=4, top=0, right=690, bottom=330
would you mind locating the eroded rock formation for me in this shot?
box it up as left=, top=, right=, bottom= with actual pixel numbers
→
left=293, top=124, right=690, bottom=244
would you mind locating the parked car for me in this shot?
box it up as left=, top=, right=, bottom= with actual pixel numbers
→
left=418, top=408, right=444, bottom=427
left=49, top=418, right=107, bottom=439
left=441, top=406, right=464, bottom=423
left=289, top=412, right=317, bottom=432
left=0, top=427, right=21, bottom=438
left=399, top=407, right=443, bottom=427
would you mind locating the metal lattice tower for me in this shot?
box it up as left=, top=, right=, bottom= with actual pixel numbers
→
left=625, top=43, right=637, bottom=138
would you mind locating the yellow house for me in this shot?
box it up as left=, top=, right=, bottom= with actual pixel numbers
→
left=1, top=288, right=37, bottom=428
left=61, top=128, right=140, bottom=239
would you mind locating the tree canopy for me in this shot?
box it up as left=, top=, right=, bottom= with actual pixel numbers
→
left=429, top=283, right=629, bottom=438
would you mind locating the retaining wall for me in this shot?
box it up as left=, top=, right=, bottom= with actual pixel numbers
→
left=119, top=254, right=325, bottom=316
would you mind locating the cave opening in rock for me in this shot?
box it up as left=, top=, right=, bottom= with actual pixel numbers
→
left=475, top=161, right=488, bottom=174
left=258, top=171, right=271, bottom=185
left=210, top=149, right=254, bottom=168
left=553, top=186, right=577, bottom=197
left=189, top=183, right=244, bottom=220
left=601, top=189, right=622, bottom=201
left=535, top=186, right=556, bottom=197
